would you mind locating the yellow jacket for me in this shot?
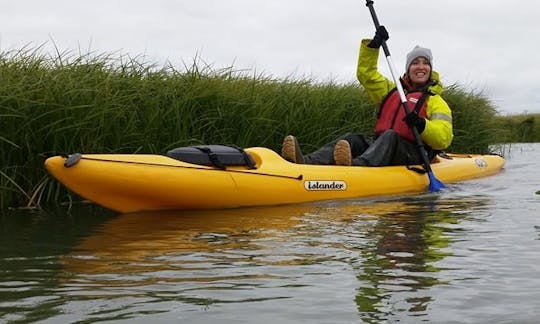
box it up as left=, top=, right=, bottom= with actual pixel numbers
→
left=357, top=39, right=453, bottom=150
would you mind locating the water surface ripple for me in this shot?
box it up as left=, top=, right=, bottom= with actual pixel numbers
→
left=1, top=143, right=539, bottom=323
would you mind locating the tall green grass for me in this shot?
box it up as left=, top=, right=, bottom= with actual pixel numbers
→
left=493, top=113, right=540, bottom=143
left=0, top=48, right=507, bottom=209
left=442, top=84, right=508, bottom=153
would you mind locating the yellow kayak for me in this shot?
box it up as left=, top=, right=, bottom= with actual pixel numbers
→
left=44, top=146, right=505, bottom=213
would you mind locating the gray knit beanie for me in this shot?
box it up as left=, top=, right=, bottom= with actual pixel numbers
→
left=405, top=45, right=432, bottom=73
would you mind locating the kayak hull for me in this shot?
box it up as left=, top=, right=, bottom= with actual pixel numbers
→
left=44, top=147, right=505, bottom=213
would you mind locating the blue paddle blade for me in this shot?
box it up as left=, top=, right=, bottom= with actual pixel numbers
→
left=427, top=172, right=446, bottom=192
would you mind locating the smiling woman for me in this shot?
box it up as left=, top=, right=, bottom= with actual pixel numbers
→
left=406, top=52, right=432, bottom=87
left=362, top=2, right=451, bottom=193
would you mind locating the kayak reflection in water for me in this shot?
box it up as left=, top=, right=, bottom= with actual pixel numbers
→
left=281, top=26, right=453, bottom=167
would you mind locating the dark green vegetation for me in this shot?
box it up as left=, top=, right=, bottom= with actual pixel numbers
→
left=0, top=49, right=534, bottom=209
left=494, top=113, right=540, bottom=143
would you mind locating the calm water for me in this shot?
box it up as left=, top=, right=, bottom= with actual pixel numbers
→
left=1, top=143, right=539, bottom=323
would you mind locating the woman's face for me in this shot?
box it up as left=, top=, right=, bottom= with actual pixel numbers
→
left=408, top=57, right=431, bottom=87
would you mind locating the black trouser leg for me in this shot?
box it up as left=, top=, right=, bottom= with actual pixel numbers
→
left=354, top=130, right=398, bottom=166
left=304, top=133, right=369, bottom=165
left=354, top=129, right=428, bottom=166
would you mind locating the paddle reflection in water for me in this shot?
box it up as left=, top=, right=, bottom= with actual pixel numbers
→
left=55, top=196, right=489, bottom=323
left=347, top=197, right=476, bottom=323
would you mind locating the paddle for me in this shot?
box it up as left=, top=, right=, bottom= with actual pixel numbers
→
left=365, top=0, right=445, bottom=192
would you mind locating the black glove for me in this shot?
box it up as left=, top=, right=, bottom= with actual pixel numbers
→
left=367, top=25, right=389, bottom=48
left=403, top=111, right=426, bottom=133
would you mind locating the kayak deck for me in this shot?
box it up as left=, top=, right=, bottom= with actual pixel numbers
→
left=44, top=147, right=505, bottom=213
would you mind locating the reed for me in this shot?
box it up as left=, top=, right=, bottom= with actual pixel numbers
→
left=442, top=84, right=505, bottom=153
left=493, top=113, right=540, bottom=143
left=0, top=48, right=509, bottom=209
